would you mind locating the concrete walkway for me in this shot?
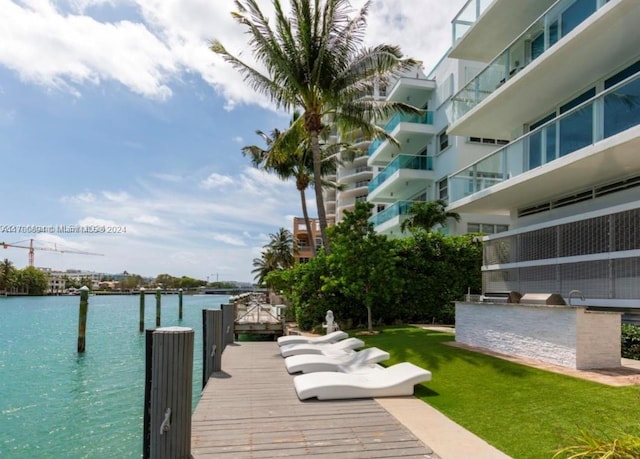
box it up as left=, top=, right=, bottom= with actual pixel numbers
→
left=377, top=397, right=511, bottom=459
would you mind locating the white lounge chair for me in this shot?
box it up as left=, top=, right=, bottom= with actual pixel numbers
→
left=277, top=330, right=348, bottom=347
left=293, top=362, right=432, bottom=400
left=285, top=347, right=390, bottom=374
left=279, top=337, right=364, bottom=358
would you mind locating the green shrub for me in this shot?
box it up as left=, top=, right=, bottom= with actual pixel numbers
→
left=621, top=324, right=640, bottom=359
left=273, top=203, right=483, bottom=331
left=553, top=428, right=640, bottom=459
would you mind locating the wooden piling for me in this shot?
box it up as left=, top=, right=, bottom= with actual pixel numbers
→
left=202, top=309, right=223, bottom=389
left=221, top=303, right=235, bottom=347
left=145, top=327, right=194, bottom=459
left=139, top=288, right=146, bottom=333
left=178, top=288, right=183, bottom=320
left=77, top=286, right=89, bottom=353
left=155, top=287, right=161, bottom=327
left=142, top=329, right=153, bottom=459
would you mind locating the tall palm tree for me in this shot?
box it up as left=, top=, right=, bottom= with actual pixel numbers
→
left=243, top=113, right=339, bottom=254
left=400, top=200, right=461, bottom=233
left=251, top=250, right=279, bottom=286
left=212, top=0, right=419, bottom=252
left=252, top=228, right=297, bottom=286
left=267, top=228, right=297, bottom=270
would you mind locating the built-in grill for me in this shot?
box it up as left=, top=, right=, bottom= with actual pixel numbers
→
left=519, top=293, right=566, bottom=305
left=481, top=291, right=522, bottom=304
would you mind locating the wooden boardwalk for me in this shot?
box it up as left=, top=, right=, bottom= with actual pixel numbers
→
left=191, top=341, right=438, bottom=458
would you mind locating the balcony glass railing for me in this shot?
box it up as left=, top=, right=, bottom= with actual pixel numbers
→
left=368, top=155, right=434, bottom=193
left=368, top=111, right=434, bottom=156
left=452, top=0, right=606, bottom=122
left=337, top=166, right=371, bottom=180
left=448, top=70, right=640, bottom=203
left=452, top=0, right=492, bottom=43
left=385, top=111, right=434, bottom=133
left=369, top=201, right=416, bottom=227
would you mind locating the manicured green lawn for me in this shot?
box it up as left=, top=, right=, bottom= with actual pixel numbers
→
left=358, top=326, right=640, bottom=459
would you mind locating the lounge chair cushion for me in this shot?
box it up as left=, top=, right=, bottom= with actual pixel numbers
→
left=277, top=330, right=348, bottom=347
left=285, top=347, right=390, bottom=374
left=293, top=362, right=432, bottom=400
left=279, top=337, right=364, bottom=358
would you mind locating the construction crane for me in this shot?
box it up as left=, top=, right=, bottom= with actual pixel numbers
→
left=1, top=239, right=104, bottom=267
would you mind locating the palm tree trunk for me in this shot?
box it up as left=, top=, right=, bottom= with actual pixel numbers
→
left=298, top=188, right=316, bottom=255
left=310, top=131, right=331, bottom=254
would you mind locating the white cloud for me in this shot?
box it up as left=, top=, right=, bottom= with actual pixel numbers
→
left=133, top=214, right=160, bottom=224
left=62, top=191, right=97, bottom=203
left=151, top=172, right=183, bottom=182
left=199, top=172, right=234, bottom=190
left=0, top=0, right=466, bottom=104
left=233, top=136, right=243, bottom=143
left=208, top=233, right=246, bottom=247
left=0, top=0, right=177, bottom=99
left=102, top=191, right=130, bottom=202
left=51, top=165, right=304, bottom=280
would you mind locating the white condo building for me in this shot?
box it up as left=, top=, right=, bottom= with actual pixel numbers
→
left=365, top=59, right=511, bottom=237
left=443, top=0, right=640, bottom=312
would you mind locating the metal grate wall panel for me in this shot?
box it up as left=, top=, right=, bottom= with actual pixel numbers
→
left=518, top=227, right=557, bottom=262
left=484, top=236, right=515, bottom=265
left=482, top=269, right=518, bottom=293
left=482, top=207, right=640, bottom=299
left=559, top=216, right=609, bottom=257
left=518, top=265, right=559, bottom=294
left=559, top=260, right=610, bottom=299
left=612, top=257, right=640, bottom=299
left=613, top=208, right=640, bottom=251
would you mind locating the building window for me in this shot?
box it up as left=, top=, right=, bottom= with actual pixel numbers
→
left=438, top=130, right=449, bottom=153
left=299, top=257, right=310, bottom=264
left=469, top=137, right=509, bottom=145
left=467, top=223, right=509, bottom=234
left=438, top=178, right=448, bottom=201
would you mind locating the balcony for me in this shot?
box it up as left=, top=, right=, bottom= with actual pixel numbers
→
left=451, top=0, right=557, bottom=62
left=337, top=165, right=371, bottom=180
left=369, top=201, right=415, bottom=229
left=447, top=69, right=640, bottom=214
left=368, top=112, right=435, bottom=166
left=449, top=0, right=640, bottom=139
left=451, top=0, right=492, bottom=46
left=386, top=77, right=436, bottom=107
left=368, top=155, right=434, bottom=202
left=339, top=180, right=371, bottom=199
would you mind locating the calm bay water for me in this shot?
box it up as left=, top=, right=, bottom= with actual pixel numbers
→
left=0, top=294, right=228, bottom=458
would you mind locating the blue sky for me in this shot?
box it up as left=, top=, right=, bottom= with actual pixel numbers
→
left=0, top=0, right=464, bottom=282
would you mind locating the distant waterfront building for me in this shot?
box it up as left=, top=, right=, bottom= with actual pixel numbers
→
left=292, top=217, right=325, bottom=264
left=443, top=0, right=640, bottom=313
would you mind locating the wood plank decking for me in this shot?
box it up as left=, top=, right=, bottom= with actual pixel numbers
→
left=191, top=341, right=438, bottom=458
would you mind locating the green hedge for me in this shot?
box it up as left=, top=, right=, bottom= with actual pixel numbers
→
left=622, top=324, right=640, bottom=359
left=269, top=230, right=482, bottom=331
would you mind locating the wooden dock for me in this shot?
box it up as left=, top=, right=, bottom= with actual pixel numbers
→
left=191, top=341, right=438, bottom=458
left=234, top=302, right=285, bottom=337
